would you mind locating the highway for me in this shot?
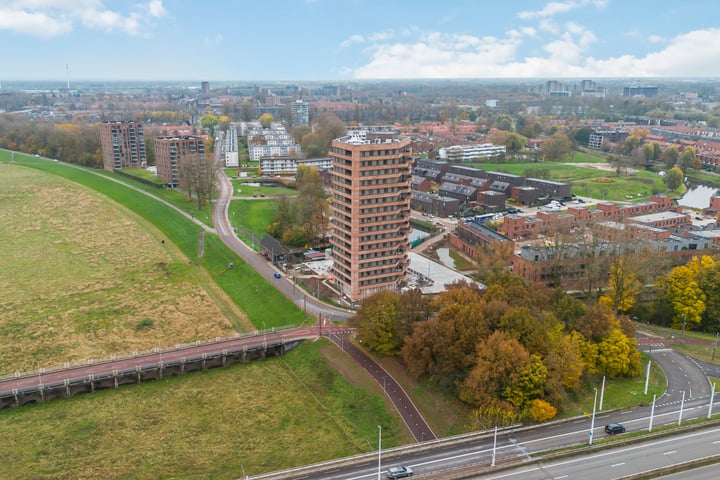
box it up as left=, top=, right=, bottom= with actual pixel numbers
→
left=249, top=390, right=720, bottom=479
left=472, top=426, right=720, bottom=480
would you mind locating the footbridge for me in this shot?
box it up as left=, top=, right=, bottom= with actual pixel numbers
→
left=0, top=325, right=352, bottom=409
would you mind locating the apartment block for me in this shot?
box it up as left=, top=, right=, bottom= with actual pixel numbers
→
left=328, top=130, right=413, bottom=301
left=99, top=121, right=146, bottom=172
left=154, top=135, right=205, bottom=187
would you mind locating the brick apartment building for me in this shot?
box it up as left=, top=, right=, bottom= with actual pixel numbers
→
left=153, top=135, right=205, bottom=187
left=99, top=121, right=146, bottom=172
left=328, top=129, right=413, bottom=301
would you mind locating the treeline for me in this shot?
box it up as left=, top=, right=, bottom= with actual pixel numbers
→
left=349, top=275, right=640, bottom=429
left=0, top=115, right=102, bottom=167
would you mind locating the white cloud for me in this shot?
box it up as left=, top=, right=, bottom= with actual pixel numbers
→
left=147, top=0, right=166, bottom=17
left=0, top=7, right=72, bottom=37
left=518, top=0, right=607, bottom=20
left=0, top=0, right=166, bottom=37
left=350, top=26, right=720, bottom=79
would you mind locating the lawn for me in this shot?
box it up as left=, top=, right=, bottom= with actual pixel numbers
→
left=230, top=178, right=297, bottom=198
left=2, top=152, right=305, bottom=331
left=0, top=340, right=404, bottom=479
left=228, top=198, right=278, bottom=241
left=469, top=158, right=672, bottom=202
left=0, top=162, right=238, bottom=373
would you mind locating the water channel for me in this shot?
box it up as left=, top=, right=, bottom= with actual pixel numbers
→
left=677, top=184, right=719, bottom=209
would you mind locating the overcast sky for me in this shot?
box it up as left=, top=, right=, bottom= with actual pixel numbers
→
left=2, top=0, right=720, bottom=81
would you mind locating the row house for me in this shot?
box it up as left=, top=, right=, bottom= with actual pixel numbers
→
left=525, top=178, right=572, bottom=199
left=411, top=175, right=432, bottom=192
left=511, top=232, right=713, bottom=290
left=449, top=219, right=515, bottom=260
left=410, top=190, right=460, bottom=217
left=439, top=182, right=477, bottom=205
left=500, top=195, right=677, bottom=241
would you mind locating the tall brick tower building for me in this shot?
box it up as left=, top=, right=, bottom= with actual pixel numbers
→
left=328, top=129, right=413, bottom=302
left=99, top=121, right=146, bottom=172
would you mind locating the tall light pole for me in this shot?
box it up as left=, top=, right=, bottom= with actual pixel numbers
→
left=681, top=313, right=687, bottom=345
left=589, top=387, right=598, bottom=445
left=377, top=425, right=382, bottom=480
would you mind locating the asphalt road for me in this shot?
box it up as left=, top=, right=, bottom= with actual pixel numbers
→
left=213, top=170, right=354, bottom=321
left=471, top=425, right=720, bottom=480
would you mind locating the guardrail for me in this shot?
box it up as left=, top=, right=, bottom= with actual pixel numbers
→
left=0, top=326, right=296, bottom=383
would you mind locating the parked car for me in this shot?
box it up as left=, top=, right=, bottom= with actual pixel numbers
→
left=386, top=466, right=413, bottom=479
left=605, top=423, right=625, bottom=434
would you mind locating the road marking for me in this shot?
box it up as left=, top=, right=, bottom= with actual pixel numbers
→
left=611, top=462, right=626, bottom=467
left=554, top=476, right=568, bottom=479
left=663, top=450, right=677, bottom=455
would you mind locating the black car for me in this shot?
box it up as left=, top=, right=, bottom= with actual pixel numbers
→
left=386, top=465, right=413, bottom=479
left=605, top=423, right=625, bottom=434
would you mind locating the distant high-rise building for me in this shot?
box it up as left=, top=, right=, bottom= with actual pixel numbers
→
left=201, top=81, right=210, bottom=95
left=291, top=99, right=309, bottom=126
left=154, top=135, right=205, bottom=187
left=328, top=129, right=413, bottom=302
left=99, top=121, right=147, bottom=172
left=623, top=85, right=658, bottom=97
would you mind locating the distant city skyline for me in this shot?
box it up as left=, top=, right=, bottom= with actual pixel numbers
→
left=2, top=0, right=720, bottom=81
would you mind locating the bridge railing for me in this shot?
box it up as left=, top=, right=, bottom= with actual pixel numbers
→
left=0, top=325, right=297, bottom=383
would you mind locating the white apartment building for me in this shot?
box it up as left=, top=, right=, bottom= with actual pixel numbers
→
left=439, top=143, right=506, bottom=162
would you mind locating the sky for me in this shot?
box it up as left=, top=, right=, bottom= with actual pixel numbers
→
left=2, top=0, right=720, bottom=82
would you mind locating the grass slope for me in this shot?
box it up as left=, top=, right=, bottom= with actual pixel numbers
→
left=0, top=340, right=400, bottom=479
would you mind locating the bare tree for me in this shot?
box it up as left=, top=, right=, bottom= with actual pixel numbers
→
left=178, top=152, right=219, bottom=209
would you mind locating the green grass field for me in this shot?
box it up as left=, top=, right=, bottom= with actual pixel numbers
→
left=471, top=157, right=671, bottom=202
left=0, top=340, right=405, bottom=479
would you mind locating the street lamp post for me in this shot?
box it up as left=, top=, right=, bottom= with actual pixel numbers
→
left=589, top=387, right=598, bottom=445
left=377, top=425, right=382, bottom=480
left=681, top=313, right=687, bottom=345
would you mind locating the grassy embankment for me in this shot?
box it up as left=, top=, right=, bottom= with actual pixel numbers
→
left=0, top=152, right=406, bottom=478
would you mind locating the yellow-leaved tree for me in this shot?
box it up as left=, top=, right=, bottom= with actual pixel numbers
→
left=658, top=258, right=711, bottom=330
left=599, top=257, right=641, bottom=314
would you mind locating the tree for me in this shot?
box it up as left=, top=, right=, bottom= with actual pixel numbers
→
left=664, top=166, right=684, bottom=191
left=678, top=146, right=696, bottom=172
left=575, top=304, right=615, bottom=342
left=622, top=134, right=641, bottom=156
left=459, top=331, right=530, bottom=406
left=527, top=399, right=557, bottom=422
left=498, top=306, right=551, bottom=355
left=662, top=145, right=679, bottom=168
left=259, top=113, right=273, bottom=128
left=200, top=113, right=219, bottom=135
left=177, top=152, right=218, bottom=209
left=349, top=291, right=401, bottom=355
left=541, top=131, right=573, bottom=161
left=502, top=354, right=548, bottom=409
left=490, top=131, right=527, bottom=158
left=658, top=262, right=707, bottom=330
left=599, top=257, right=641, bottom=314
left=494, top=114, right=513, bottom=131
left=699, top=262, right=720, bottom=333
left=596, top=328, right=641, bottom=378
